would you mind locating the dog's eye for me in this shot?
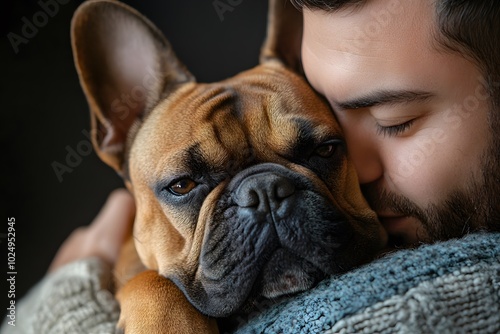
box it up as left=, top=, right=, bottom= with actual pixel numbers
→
left=314, top=142, right=338, bottom=158
left=168, top=178, right=197, bottom=196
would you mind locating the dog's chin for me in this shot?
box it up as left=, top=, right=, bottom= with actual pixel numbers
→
left=172, top=248, right=327, bottom=319
left=216, top=249, right=326, bottom=332
left=227, top=248, right=326, bottom=319
left=256, top=248, right=326, bottom=299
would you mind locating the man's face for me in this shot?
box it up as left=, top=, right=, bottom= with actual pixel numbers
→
left=302, top=0, right=495, bottom=245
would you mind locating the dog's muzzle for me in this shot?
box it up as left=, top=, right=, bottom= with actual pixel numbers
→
left=172, top=163, right=354, bottom=317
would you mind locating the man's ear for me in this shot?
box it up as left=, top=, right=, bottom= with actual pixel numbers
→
left=71, top=0, right=194, bottom=174
left=260, top=0, right=303, bottom=73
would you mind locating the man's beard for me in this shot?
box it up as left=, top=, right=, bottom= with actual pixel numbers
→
left=362, top=114, right=500, bottom=247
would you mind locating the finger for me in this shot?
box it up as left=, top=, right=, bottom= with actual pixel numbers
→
left=48, top=227, right=88, bottom=273
left=89, top=189, right=136, bottom=263
left=48, top=189, right=136, bottom=273
left=91, top=188, right=136, bottom=236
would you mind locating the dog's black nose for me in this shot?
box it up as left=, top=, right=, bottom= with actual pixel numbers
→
left=234, top=172, right=295, bottom=212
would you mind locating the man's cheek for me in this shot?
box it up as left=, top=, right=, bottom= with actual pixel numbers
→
left=392, top=132, right=445, bottom=184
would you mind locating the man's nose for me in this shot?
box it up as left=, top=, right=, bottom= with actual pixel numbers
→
left=344, top=127, right=383, bottom=185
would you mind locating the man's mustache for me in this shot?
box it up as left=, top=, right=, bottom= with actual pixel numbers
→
left=361, top=185, right=423, bottom=219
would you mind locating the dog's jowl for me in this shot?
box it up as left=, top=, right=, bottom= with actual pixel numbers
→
left=71, top=0, right=387, bottom=332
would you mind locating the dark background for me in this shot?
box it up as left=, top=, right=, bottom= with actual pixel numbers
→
left=1, top=0, right=268, bottom=313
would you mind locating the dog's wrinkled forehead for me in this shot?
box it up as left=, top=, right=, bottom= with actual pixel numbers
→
left=128, top=66, right=340, bottom=185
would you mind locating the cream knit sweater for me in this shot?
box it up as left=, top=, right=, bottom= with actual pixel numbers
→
left=1, top=258, right=119, bottom=334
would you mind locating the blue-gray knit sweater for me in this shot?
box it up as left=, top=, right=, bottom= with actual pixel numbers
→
left=234, top=232, right=500, bottom=333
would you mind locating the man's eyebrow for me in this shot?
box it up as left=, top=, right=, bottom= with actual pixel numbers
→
left=333, top=90, right=435, bottom=110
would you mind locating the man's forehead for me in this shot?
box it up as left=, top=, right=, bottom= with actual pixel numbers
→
left=301, top=0, right=437, bottom=101
left=302, top=0, right=436, bottom=57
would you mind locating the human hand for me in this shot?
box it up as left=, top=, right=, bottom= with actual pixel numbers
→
left=48, top=189, right=136, bottom=273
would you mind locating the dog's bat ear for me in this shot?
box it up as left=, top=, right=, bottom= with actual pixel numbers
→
left=260, top=0, right=303, bottom=73
left=71, top=0, right=194, bottom=173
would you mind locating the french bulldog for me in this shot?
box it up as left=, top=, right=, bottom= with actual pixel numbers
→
left=71, top=0, right=387, bottom=332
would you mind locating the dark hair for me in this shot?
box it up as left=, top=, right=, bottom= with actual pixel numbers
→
left=289, top=0, right=363, bottom=11
left=290, top=0, right=500, bottom=109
